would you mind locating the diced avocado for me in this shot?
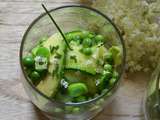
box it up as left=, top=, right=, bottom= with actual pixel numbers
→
left=65, top=44, right=107, bottom=75
left=36, top=74, right=58, bottom=97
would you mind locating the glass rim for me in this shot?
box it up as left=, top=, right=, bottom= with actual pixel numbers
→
left=19, top=5, right=126, bottom=106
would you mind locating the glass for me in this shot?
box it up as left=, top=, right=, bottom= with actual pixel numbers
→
left=144, top=62, right=160, bottom=120
left=20, top=5, right=126, bottom=120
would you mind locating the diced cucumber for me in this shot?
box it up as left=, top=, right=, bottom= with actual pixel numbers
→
left=46, top=33, right=66, bottom=74
left=65, top=45, right=107, bottom=75
left=36, top=74, right=58, bottom=97
left=36, top=33, right=66, bottom=97
left=65, top=45, right=96, bottom=75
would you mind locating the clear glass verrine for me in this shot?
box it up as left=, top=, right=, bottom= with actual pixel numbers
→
left=20, top=5, right=126, bottom=120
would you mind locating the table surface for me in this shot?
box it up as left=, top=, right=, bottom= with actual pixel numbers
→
left=0, top=0, right=150, bottom=120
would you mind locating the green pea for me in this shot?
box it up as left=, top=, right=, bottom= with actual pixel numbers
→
left=68, top=83, right=88, bottom=97
left=82, top=30, right=89, bottom=38
left=82, top=48, right=92, bottom=55
left=104, top=64, right=112, bottom=72
left=98, top=71, right=112, bottom=90
left=82, top=38, right=92, bottom=47
left=104, top=52, right=113, bottom=64
left=97, top=79, right=104, bottom=91
left=22, top=56, right=34, bottom=67
left=72, top=107, right=80, bottom=113
left=75, top=96, right=86, bottom=102
left=73, top=35, right=81, bottom=44
left=102, top=71, right=112, bottom=77
left=95, top=35, right=104, bottom=43
left=112, top=70, right=119, bottom=79
left=36, top=47, right=50, bottom=58
left=66, top=34, right=73, bottom=41
left=88, top=33, right=94, bottom=39
left=30, top=71, right=40, bottom=84
left=73, top=35, right=81, bottom=40
left=109, top=78, right=117, bottom=86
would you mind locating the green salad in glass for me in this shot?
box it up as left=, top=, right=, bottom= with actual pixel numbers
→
left=22, top=29, right=122, bottom=103
left=20, top=5, right=125, bottom=120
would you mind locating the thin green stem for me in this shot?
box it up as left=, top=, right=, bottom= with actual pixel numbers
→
left=42, top=4, right=72, bottom=50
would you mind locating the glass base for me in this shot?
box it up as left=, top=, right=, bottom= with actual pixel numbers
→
left=43, top=108, right=103, bottom=120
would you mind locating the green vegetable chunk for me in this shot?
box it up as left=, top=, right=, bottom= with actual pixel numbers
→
left=81, top=30, right=90, bottom=38
left=82, top=48, right=92, bottom=55
left=102, top=71, right=112, bottom=79
left=88, top=33, right=94, bottom=39
left=36, top=47, right=50, bottom=58
left=37, top=74, right=59, bottom=97
left=104, top=64, right=112, bottom=72
left=65, top=30, right=82, bottom=43
left=68, top=83, right=88, bottom=97
left=36, top=33, right=66, bottom=97
left=22, top=56, right=34, bottom=67
left=109, top=46, right=122, bottom=66
left=82, top=38, right=92, bottom=47
left=66, top=34, right=73, bottom=41
left=98, top=71, right=112, bottom=91
left=30, top=71, right=41, bottom=84
left=66, top=44, right=107, bottom=75
left=95, top=35, right=104, bottom=43
left=24, top=29, right=121, bottom=103
left=64, top=70, right=97, bottom=95
left=109, top=78, right=117, bottom=86
left=104, top=52, right=113, bottom=64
